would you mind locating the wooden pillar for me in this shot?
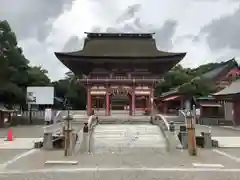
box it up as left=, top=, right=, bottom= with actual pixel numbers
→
left=129, top=95, right=132, bottom=115
left=148, top=95, right=151, bottom=112
left=87, top=88, right=92, bottom=116
left=106, top=92, right=110, bottom=116
left=131, top=90, right=135, bottom=116
left=145, top=96, right=149, bottom=111
left=150, top=88, right=154, bottom=116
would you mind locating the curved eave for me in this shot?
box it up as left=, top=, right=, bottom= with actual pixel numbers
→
left=55, top=52, right=186, bottom=61
left=55, top=52, right=186, bottom=75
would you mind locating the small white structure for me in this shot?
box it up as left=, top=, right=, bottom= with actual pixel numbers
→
left=26, top=86, right=54, bottom=105
left=44, top=108, right=52, bottom=123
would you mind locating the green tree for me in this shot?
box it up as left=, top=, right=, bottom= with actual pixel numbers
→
left=0, top=20, right=50, bottom=107
left=26, top=66, right=50, bottom=86
left=53, top=72, right=86, bottom=110
left=179, top=78, right=217, bottom=97
left=155, top=65, right=194, bottom=95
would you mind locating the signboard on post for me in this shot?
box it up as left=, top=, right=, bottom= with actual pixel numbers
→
left=26, top=86, right=54, bottom=105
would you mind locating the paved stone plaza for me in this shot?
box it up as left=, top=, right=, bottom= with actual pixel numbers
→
left=1, top=124, right=240, bottom=179
left=1, top=148, right=240, bottom=179
left=0, top=126, right=44, bottom=138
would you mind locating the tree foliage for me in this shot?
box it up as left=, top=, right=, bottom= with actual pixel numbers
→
left=0, top=20, right=50, bottom=107
left=156, top=62, right=227, bottom=97
left=52, top=72, right=86, bottom=110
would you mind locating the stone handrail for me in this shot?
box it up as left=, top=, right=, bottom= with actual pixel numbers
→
left=52, top=110, right=61, bottom=123
left=154, top=114, right=183, bottom=151
left=75, top=115, right=98, bottom=154
left=155, top=114, right=170, bottom=130
left=43, top=122, right=64, bottom=134
left=88, top=115, right=93, bottom=129
left=152, top=114, right=170, bottom=151
left=179, top=110, right=187, bottom=124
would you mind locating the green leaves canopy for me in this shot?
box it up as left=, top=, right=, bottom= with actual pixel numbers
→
left=0, top=20, right=50, bottom=107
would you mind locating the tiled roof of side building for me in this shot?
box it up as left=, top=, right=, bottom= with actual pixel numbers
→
left=159, top=58, right=238, bottom=98
left=200, top=58, right=238, bottom=81
left=197, top=95, right=215, bottom=100
left=214, top=79, right=240, bottom=96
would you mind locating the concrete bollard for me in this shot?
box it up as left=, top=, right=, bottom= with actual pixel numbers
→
left=43, top=133, right=53, bottom=150
left=203, top=132, right=212, bottom=148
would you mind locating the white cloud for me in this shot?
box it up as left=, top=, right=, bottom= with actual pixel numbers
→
left=2, top=0, right=240, bottom=80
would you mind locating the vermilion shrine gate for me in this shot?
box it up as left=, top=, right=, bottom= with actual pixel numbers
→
left=55, top=32, right=186, bottom=116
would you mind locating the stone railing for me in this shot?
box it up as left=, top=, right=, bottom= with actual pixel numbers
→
left=178, top=110, right=187, bottom=124
left=43, top=121, right=64, bottom=134
left=19, top=110, right=45, bottom=118
left=75, top=115, right=99, bottom=154
left=153, top=114, right=182, bottom=151
left=155, top=114, right=170, bottom=130
left=52, top=110, right=62, bottom=123
left=88, top=115, right=99, bottom=153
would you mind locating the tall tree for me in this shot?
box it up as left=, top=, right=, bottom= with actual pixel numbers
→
left=53, top=72, right=86, bottom=110
left=0, top=20, right=50, bottom=107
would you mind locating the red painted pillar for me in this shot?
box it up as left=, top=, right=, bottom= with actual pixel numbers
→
left=129, top=95, right=132, bottom=115
left=148, top=95, right=151, bottom=112
left=131, top=90, right=135, bottom=116
left=87, top=88, right=92, bottom=116
left=145, top=96, right=149, bottom=111
left=150, top=88, right=154, bottom=115
left=106, top=92, right=110, bottom=116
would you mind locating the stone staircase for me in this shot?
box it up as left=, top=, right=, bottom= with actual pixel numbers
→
left=95, top=110, right=145, bottom=116
left=91, top=124, right=166, bottom=153
left=99, top=115, right=150, bottom=124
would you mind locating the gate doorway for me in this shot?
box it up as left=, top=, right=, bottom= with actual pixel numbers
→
left=111, top=94, right=130, bottom=110
left=109, top=87, right=131, bottom=113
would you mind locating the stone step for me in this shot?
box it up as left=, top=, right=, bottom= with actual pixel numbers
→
left=99, top=121, right=150, bottom=125
left=91, top=124, right=166, bottom=153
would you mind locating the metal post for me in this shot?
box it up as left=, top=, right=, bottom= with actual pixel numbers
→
left=29, top=104, right=32, bottom=124
left=185, top=110, right=197, bottom=156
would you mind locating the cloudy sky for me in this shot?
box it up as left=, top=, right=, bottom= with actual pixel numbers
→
left=1, top=0, right=240, bottom=80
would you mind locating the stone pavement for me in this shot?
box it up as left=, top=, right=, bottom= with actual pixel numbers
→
left=0, top=126, right=44, bottom=138
left=174, top=124, right=240, bottom=147
left=174, top=124, right=240, bottom=137
left=3, top=120, right=240, bottom=179
left=1, top=148, right=240, bottom=179
left=221, top=126, right=240, bottom=131
left=2, top=170, right=240, bottom=180
left=0, top=138, right=42, bottom=149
